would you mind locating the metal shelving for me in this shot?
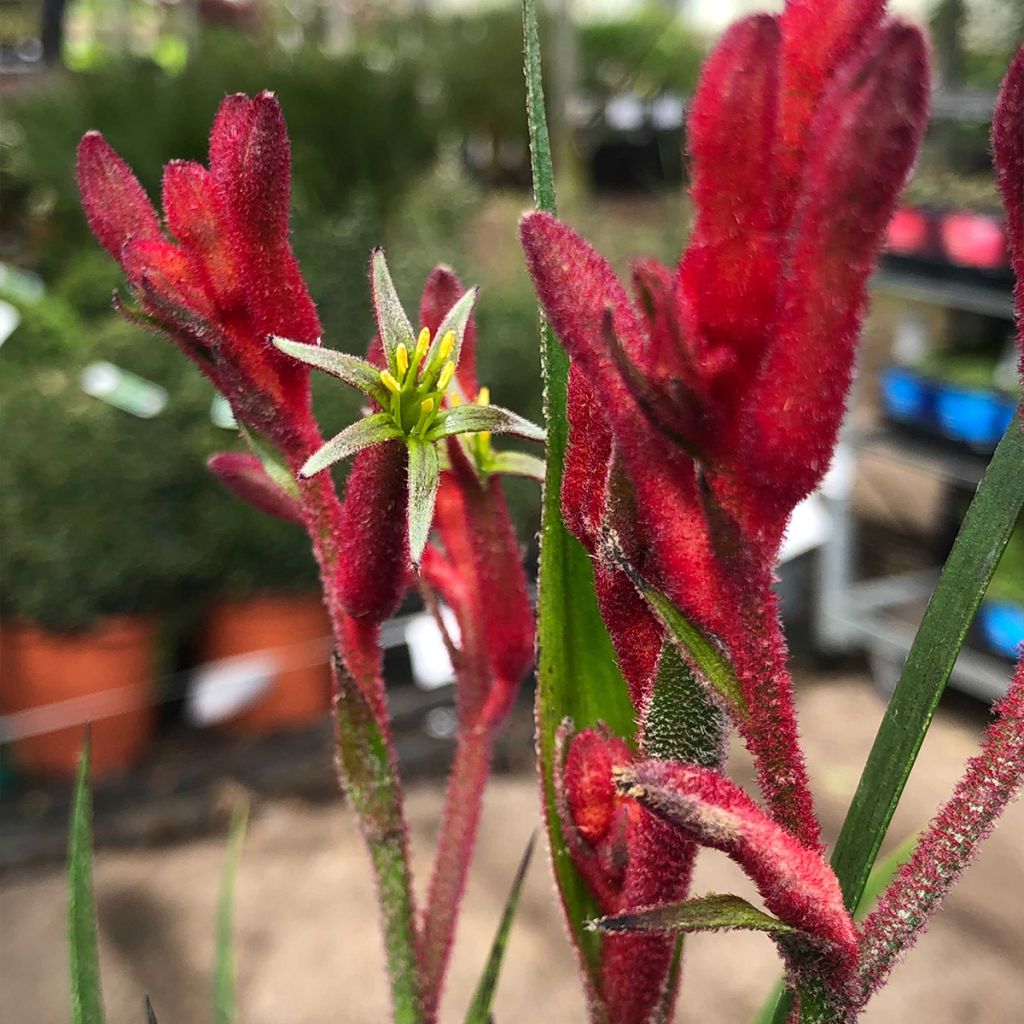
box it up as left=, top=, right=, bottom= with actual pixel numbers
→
left=815, top=265, right=1017, bottom=702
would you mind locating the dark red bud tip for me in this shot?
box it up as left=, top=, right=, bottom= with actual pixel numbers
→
left=77, top=131, right=162, bottom=260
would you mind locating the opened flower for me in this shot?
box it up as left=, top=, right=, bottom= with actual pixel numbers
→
left=275, top=249, right=544, bottom=565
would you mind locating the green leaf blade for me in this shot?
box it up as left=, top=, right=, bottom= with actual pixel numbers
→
left=214, top=798, right=250, bottom=1024
left=592, top=893, right=798, bottom=937
left=300, top=414, right=403, bottom=478
left=463, top=836, right=536, bottom=1024
left=407, top=437, right=440, bottom=566
left=272, top=338, right=388, bottom=406
left=522, top=0, right=635, bottom=995
left=68, top=737, right=106, bottom=1024
left=427, top=404, right=546, bottom=444
left=426, top=286, right=478, bottom=371
left=371, top=247, right=416, bottom=366
left=641, top=584, right=748, bottom=717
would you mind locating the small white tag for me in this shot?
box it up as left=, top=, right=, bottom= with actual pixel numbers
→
left=186, top=653, right=278, bottom=726
left=81, top=361, right=168, bottom=418
left=0, top=300, right=20, bottom=348
left=0, top=263, right=45, bottom=304
left=405, top=608, right=461, bottom=690
left=211, top=394, right=238, bottom=429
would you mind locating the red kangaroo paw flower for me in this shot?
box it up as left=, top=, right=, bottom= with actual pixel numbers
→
left=742, top=21, right=930, bottom=541
left=858, top=661, right=1024, bottom=1004
left=774, top=0, right=887, bottom=225
left=77, top=96, right=324, bottom=454
left=994, top=43, right=1024, bottom=373
left=602, top=813, right=696, bottom=1024
left=207, top=452, right=303, bottom=525
left=76, top=132, right=162, bottom=260
left=337, top=440, right=411, bottom=624
left=616, top=762, right=859, bottom=974
left=680, top=13, right=782, bottom=413
left=218, top=92, right=322, bottom=349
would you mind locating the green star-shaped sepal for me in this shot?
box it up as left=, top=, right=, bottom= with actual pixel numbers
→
left=274, top=248, right=545, bottom=565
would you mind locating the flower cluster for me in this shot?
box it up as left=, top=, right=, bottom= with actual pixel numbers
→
left=76, top=92, right=540, bottom=1024
left=522, top=1, right=931, bottom=1018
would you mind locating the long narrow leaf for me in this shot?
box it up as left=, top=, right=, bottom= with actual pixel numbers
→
left=299, top=413, right=403, bottom=478
left=463, top=836, right=536, bottom=1024
left=68, top=737, right=105, bottom=1024
left=522, top=0, right=636, bottom=993
left=426, top=404, right=545, bottom=443
left=214, top=797, right=250, bottom=1024
left=593, top=893, right=799, bottom=937
left=144, top=997, right=158, bottom=1024
left=272, top=338, right=388, bottom=406
left=407, top=437, right=440, bottom=566
left=830, top=412, right=1024, bottom=911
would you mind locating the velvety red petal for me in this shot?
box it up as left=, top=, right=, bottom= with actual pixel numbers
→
left=743, top=22, right=930, bottom=536
left=162, top=160, right=241, bottom=305
left=121, top=238, right=216, bottom=321
left=77, top=132, right=162, bottom=260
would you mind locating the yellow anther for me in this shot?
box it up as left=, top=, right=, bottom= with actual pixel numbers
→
left=414, top=328, right=430, bottom=364
left=420, top=396, right=435, bottom=416
left=380, top=370, right=401, bottom=395
left=477, top=386, right=490, bottom=406
left=437, top=361, right=455, bottom=392
left=438, top=330, right=455, bottom=361
left=395, top=343, right=409, bottom=377
left=449, top=392, right=463, bottom=407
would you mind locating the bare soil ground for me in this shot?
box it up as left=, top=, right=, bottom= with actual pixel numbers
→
left=2, top=674, right=1022, bottom=1023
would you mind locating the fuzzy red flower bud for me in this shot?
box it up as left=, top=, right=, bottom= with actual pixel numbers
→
left=207, top=452, right=303, bottom=524
left=337, top=440, right=411, bottom=624
left=77, top=132, right=162, bottom=260
left=994, top=43, right=1024, bottom=376
left=617, top=761, right=859, bottom=973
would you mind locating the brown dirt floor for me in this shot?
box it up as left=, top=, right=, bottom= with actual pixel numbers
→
left=2, top=674, right=1022, bottom=1023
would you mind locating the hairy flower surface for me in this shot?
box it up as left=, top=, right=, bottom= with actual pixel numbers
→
left=77, top=93, right=323, bottom=454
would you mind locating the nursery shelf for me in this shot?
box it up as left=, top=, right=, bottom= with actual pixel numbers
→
left=822, top=568, right=1013, bottom=703
left=851, top=426, right=991, bottom=487
left=872, top=269, right=1014, bottom=320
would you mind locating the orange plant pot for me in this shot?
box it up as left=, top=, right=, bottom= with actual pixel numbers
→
left=0, top=616, right=156, bottom=779
left=200, top=594, right=332, bottom=733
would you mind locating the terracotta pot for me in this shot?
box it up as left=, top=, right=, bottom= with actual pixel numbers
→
left=200, top=594, right=332, bottom=732
left=1, top=616, right=156, bottom=779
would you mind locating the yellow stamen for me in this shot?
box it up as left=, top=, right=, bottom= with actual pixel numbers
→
left=477, top=386, right=490, bottom=406
left=395, top=343, right=409, bottom=377
left=380, top=370, right=401, bottom=395
left=420, top=396, right=435, bottom=416
left=438, top=330, right=455, bottom=361
left=414, top=328, right=430, bottom=364
left=449, top=392, right=463, bottom=407
left=437, top=361, right=455, bottom=392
